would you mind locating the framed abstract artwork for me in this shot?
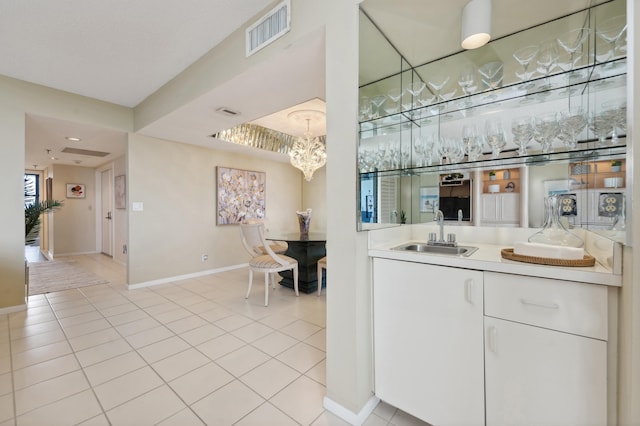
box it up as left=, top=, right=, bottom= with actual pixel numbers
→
left=216, top=167, right=266, bottom=225
left=115, top=175, right=126, bottom=209
left=66, top=183, right=85, bottom=199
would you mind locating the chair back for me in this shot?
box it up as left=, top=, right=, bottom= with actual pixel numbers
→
left=239, top=223, right=290, bottom=266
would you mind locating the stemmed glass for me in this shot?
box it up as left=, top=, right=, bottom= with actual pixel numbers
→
left=359, top=96, right=372, bottom=121
left=438, top=136, right=464, bottom=164
left=406, top=81, right=426, bottom=109
left=427, top=76, right=450, bottom=103
left=559, top=108, right=587, bottom=149
left=511, top=116, right=534, bottom=156
left=462, top=124, right=483, bottom=161
left=556, top=28, right=590, bottom=74
left=536, top=40, right=559, bottom=89
left=485, top=118, right=507, bottom=159
left=596, top=15, right=627, bottom=62
left=601, top=99, right=627, bottom=144
left=534, top=112, right=559, bottom=153
left=479, top=62, right=504, bottom=91
left=370, top=95, right=386, bottom=118
left=458, top=65, right=478, bottom=106
left=588, top=112, right=613, bottom=146
left=513, top=45, right=539, bottom=87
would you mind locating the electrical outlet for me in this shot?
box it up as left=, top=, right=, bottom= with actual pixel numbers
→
left=201, top=254, right=208, bottom=262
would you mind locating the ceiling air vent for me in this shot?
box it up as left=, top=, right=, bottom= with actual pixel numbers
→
left=216, top=107, right=240, bottom=117
left=246, top=0, right=290, bottom=57
left=61, top=147, right=110, bottom=157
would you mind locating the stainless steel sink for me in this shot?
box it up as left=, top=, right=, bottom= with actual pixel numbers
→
left=392, top=242, right=478, bottom=257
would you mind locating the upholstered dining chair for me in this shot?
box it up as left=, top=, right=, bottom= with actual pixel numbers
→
left=317, top=256, right=327, bottom=296
left=242, top=219, right=287, bottom=254
left=239, top=223, right=299, bottom=306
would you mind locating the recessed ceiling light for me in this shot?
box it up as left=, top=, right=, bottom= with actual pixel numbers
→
left=66, top=136, right=82, bottom=142
left=50, top=156, right=58, bottom=160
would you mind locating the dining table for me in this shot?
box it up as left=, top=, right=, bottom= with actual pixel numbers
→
left=267, top=232, right=326, bottom=294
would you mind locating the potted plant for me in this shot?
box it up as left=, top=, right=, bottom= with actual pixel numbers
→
left=25, top=199, right=63, bottom=245
left=611, top=160, right=622, bottom=173
left=489, top=171, right=496, bottom=181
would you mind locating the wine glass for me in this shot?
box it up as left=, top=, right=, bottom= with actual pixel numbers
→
left=485, top=118, right=507, bottom=159
left=536, top=40, right=559, bottom=89
left=556, top=28, right=590, bottom=73
left=596, top=15, right=627, bottom=62
left=462, top=124, right=483, bottom=161
left=457, top=65, right=478, bottom=107
left=438, top=136, right=464, bottom=164
left=511, top=116, right=534, bottom=156
left=478, top=61, right=504, bottom=91
left=588, top=112, right=613, bottom=146
left=513, top=45, right=539, bottom=87
left=370, top=95, right=386, bottom=118
left=406, top=81, right=426, bottom=108
left=359, top=96, right=372, bottom=121
left=427, top=75, right=450, bottom=102
left=534, top=112, right=559, bottom=153
left=601, top=99, right=627, bottom=144
left=559, top=108, right=587, bottom=150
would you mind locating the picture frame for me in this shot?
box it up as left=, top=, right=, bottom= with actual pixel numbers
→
left=419, top=187, right=439, bottom=213
left=66, top=183, right=86, bottom=199
left=114, top=175, right=126, bottom=209
left=216, top=166, right=266, bottom=225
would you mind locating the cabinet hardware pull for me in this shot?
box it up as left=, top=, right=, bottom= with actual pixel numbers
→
left=464, top=279, right=474, bottom=305
left=519, top=298, right=559, bottom=309
left=487, top=326, right=497, bottom=353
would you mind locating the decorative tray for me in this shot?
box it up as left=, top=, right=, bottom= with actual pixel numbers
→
left=501, top=248, right=596, bottom=267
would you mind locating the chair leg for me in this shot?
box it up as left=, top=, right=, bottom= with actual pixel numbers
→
left=293, top=265, right=299, bottom=297
left=264, top=272, right=269, bottom=306
left=246, top=269, right=254, bottom=299
left=317, top=264, right=322, bottom=297
left=271, top=273, right=276, bottom=289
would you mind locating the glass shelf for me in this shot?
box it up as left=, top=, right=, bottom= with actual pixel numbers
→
left=360, top=57, right=626, bottom=134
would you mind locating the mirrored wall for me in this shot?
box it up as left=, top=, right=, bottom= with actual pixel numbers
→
left=357, top=0, right=630, bottom=245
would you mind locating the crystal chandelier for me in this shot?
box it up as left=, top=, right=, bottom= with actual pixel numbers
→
left=288, top=110, right=326, bottom=181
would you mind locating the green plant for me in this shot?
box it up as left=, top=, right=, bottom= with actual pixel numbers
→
left=25, top=200, right=63, bottom=245
left=489, top=171, right=496, bottom=177
left=400, top=210, right=406, bottom=224
left=611, top=160, right=622, bottom=167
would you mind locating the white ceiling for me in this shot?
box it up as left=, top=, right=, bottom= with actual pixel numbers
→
left=13, top=0, right=611, bottom=170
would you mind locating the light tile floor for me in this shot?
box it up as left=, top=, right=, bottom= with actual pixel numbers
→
left=2, top=253, right=428, bottom=426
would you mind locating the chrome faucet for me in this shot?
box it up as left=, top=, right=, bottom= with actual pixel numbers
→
left=428, top=209, right=457, bottom=247
left=435, top=210, right=445, bottom=243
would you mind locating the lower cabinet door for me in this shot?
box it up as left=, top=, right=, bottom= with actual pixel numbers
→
left=373, top=258, right=484, bottom=426
left=485, top=316, right=607, bottom=426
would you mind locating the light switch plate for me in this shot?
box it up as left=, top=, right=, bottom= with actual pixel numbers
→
left=132, top=202, right=144, bottom=211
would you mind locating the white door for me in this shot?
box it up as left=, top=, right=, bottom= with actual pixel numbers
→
left=485, top=316, right=607, bottom=426
left=373, top=258, right=485, bottom=426
left=101, top=169, right=113, bottom=256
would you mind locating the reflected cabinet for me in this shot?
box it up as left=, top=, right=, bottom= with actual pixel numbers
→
left=357, top=0, right=630, bottom=244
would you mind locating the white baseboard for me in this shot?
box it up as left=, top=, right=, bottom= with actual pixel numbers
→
left=0, top=303, right=26, bottom=315
left=53, top=250, right=100, bottom=257
left=323, top=394, right=380, bottom=426
left=127, top=263, right=248, bottom=290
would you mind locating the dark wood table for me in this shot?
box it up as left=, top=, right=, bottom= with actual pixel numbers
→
left=267, top=233, right=326, bottom=294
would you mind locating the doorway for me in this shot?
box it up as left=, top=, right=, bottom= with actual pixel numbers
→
left=101, top=168, right=113, bottom=256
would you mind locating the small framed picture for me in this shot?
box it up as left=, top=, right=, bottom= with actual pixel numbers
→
left=66, top=183, right=86, bottom=199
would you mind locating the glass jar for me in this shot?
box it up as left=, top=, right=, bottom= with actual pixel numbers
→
left=529, top=195, right=584, bottom=247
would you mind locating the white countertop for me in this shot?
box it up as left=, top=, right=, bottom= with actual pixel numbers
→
left=368, top=225, right=622, bottom=287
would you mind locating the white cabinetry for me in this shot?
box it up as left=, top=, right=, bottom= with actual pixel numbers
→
left=484, top=272, right=608, bottom=426
left=373, top=258, right=484, bottom=426
left=480, top=193, right=520, bottom=226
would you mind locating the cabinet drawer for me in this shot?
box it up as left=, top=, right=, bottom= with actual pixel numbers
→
left=484, top=272, right=608, bottom=340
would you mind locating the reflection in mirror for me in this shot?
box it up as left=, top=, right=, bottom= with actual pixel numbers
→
left=356, top=0, right=629, bottom=246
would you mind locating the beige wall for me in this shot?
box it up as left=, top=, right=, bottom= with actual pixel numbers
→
left=302, top=167, right=327, bottom=233
left=51, top=165, right=97, bottom=256
left=112, top=156, right=128, bottom=265
left=0, top=75, right=132, bottom=309
left=127, top=134, right=306, bottom=285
